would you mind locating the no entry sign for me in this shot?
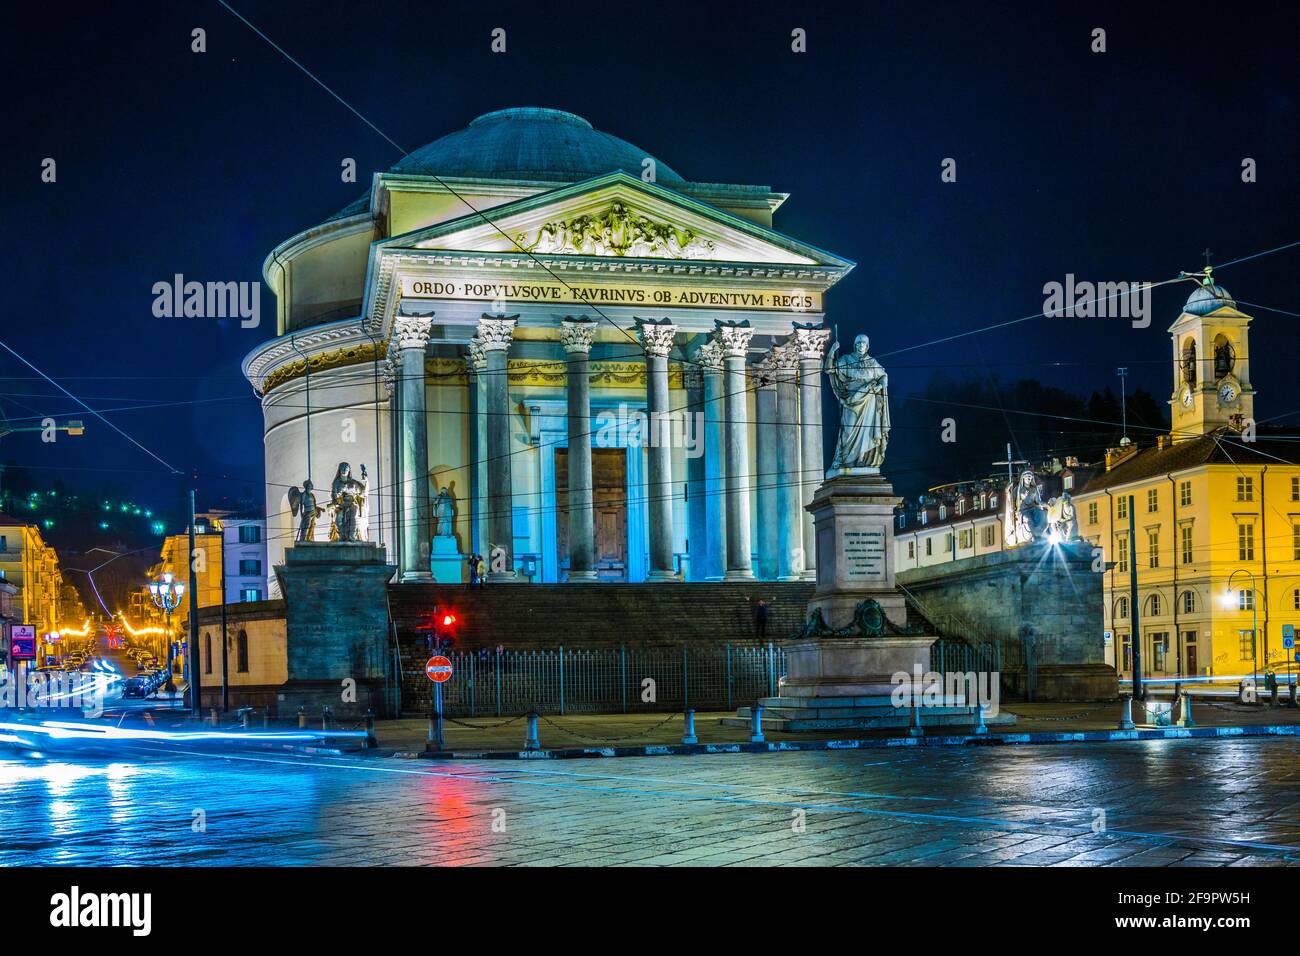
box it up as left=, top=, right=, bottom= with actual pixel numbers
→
left=425, top=656, right=453, bottom=683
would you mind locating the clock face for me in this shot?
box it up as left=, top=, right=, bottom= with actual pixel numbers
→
left=1219, top=382, right=1238, bottom=403
left=1181, top=387, right=1194, bottom=408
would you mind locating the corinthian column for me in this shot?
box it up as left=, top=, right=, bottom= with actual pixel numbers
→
left=716, top=320, right=755, bottom=580
left=793, top=323, right=831, bottom=578
left=392, top=315, right=433, bottom=581
left=754, top=351, right=779, bottom=580
left=561, top=317, right=598, bottom=581
left=478, top=314, right=518, bottom=583
left=467, top=338, right=487, bottom=559
left=697, top=339, right=726, bottom=580
left=772, top=344, right=804, bottom=580
left=637, top=318, right=679, bottom=582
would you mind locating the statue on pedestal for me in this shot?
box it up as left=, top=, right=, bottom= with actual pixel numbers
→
left=328, top=462, right=369, bottom=542
left=825, top=333, right=890, bottom=471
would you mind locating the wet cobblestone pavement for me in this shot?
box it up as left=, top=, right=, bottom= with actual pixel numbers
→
left=3, top=737, right=1298, bottom=866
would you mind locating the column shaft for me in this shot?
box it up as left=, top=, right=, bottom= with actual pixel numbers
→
left=700, top=344, right=727, bottom=580
left=638, top=319, right=678, bottom=581
left=717, top=322, right=755, bottom=580
left=794, top=325, right=830, bottom=578
left=394, top=318, right=432, bottom=581
left=755, top=362, right=778, bottom=580
left=775, top=347, right=803, bottom=580
left=562, top=319, right=597, bottom=580
left=480, top=315, right=518, bottom=582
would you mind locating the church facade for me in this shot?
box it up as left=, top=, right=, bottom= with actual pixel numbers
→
left=243, top=108, right=854, bottom=593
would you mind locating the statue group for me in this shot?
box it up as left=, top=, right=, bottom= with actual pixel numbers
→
left=1004, top=469, right=1079, bottom=547
left=289, top=462, right=370, bottom=543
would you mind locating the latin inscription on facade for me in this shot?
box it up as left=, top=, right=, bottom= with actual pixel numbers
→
left=401, top=276, right=818, bottom=312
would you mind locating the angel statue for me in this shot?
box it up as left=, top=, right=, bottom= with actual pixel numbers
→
left=328, top=462, right=369, bottom=542
left=1047, top=491, right=1080, bottom=543
left=824, top=331, right=891, bottom=472
left=287, top=479, right=322, bottom=542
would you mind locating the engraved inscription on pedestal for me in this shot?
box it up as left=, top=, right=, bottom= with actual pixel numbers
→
left=842, top=526, right=887, bottom=582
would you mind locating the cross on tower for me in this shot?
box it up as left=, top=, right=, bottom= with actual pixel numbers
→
left=1202, top=247, right=1213, bottom=269
left=993, top=442, right=1029, bottom=488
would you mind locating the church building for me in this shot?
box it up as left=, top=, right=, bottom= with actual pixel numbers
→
left=242, top=108, right=855, bottom=593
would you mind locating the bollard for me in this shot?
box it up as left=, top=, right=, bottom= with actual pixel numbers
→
left=208, top=707, right=219, bottom=727
left=425, top=710, right=442, bottom=752
left=524, top=712, right=540, bottom=751
left=1291, top=682, right=1298, bottom=709
left=364, top=708, right=377, bottom=749
left=321, top=705, right=332, bottom=732
left=1178, top=691, right=1195, bottom=728
left=972, top=701, right=988, bottom=735
left=682, top=708, right=698, bottom=746
left=1117, top=695, right=1135, bottom=730
left=297, top=706, right=307, bottom=729
left=241, top=708, right=252, bottom=730
left=262, top=711, right=270, bottom=728
left=909, top=701, right=924, bottom=738
left=749, top=702, right=765, bottom=743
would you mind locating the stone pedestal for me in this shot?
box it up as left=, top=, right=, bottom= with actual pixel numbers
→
left=782, top=635, right=935, bottom=698
left=429, top=534, right=463, bottom=583
left=806, top=472, right=906, bottom=629
left=274, top=541, right=397, bottom=718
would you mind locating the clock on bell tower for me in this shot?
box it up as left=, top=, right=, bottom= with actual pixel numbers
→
left=1169, top=266, right=1254, bottom=442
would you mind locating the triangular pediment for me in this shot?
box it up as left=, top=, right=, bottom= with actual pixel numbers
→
left=380, top=172, right=852, bottom=269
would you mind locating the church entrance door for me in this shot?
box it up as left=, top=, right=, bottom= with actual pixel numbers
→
left=556, top=447, right=628, bottom=581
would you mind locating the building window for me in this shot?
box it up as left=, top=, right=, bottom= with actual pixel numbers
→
left=1116, top=596, right=1128, bottom=619
left=1237, top=476, right=1253, bottom=501
left=981, top=524, right=996, bottom=547
left=238, top=524, right=261, bottom=544
left=1147, top=593, right=1162, bottom=617
left=990, top=495, right=997, bottom=508
left=939, top=505, right=947, bottom=520
left=1117, top=497, right=1128, bottom=519
left=1147, top=488, right=1158, bottom=512
left=1179, top=480, right=1192, bottom=507
left=1182, top=591, right=1195, bottom=614
left=237, top=630, right=249, bottom=673
left=925, top=538, right=932, bottom=556
left=1064, top=474, right=1074, bottom=490
left=907, top=541, right=915, bottom=559
left=240, top=588, right=262, bottom=602
left=1293, top=588, right=1300, bottom=611
left=958, top=529, right=972, bottom=549
left=1117, top=536, right=1128, bottom=573
left=897, top=514, right=906, bottom=529
left=1151, top=632, right=1168, bottom=671
left=204, top=633, right=212, bottom=674
left=1293, top=523, right=1300, bottom=561
left=1120, top=634, right=1131, bottom=671
left=956, top=499, right=965, bottom=516
left=1147, top=530, right=1159, bottom=568
left=1088, top=502, right=1098, bottom=524
left=1238, top=523, right=1254, bottom=561
left=1238, top=589, right=1254, bottom=611
left=1180, top=525, right=1193, bottom=565
left=946, top=533, right=953, bottom=553
left=1292, top=476, right=1299, bottom=501
left=1239, top=629, right=1256, bottom=659
left=238, top=559, right=262, bottom=576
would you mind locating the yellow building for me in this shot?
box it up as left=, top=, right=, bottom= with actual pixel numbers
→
left=1075, top=275, right=1300, bottom=681
left=0, top=518, right=85, bottom=660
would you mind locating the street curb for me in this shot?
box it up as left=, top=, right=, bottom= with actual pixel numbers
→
left=385, top=723, right=1300, bottom=760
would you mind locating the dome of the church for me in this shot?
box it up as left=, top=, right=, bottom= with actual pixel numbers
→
left=388, top=108, right=686, bottom=186
left=1184, top=281, right=1235, bottom=315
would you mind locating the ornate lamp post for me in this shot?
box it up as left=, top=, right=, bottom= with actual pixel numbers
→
left=148, top=571, right=184, bottom=695
left=1224, top=569, right=1259, bottom=697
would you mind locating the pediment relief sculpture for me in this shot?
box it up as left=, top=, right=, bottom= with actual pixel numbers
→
left=515, top=202, right=716, bottom=259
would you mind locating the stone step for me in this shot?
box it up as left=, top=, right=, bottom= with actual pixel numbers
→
left=721, top=709, right=1017, bottom=732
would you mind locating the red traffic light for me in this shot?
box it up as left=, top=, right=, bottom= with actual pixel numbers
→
left=441, top=613, right=456, bottom=627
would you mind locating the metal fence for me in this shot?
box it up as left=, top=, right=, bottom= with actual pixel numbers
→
left=406, top=643, right=787, bottom=717
left=929, top=638, right=1002, bottom=678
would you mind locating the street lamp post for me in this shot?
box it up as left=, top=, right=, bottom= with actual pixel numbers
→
left=1225, top=569, right=1259, bottom=698
left=148, top=571, right=184, bottom=696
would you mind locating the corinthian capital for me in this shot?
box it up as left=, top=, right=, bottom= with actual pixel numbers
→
left=695, top=339, right=724, bottom=373
left=714, top=320, right=754, bottom=358
left=754, top=351, right=779, bottom=389
left=792, top=322, right=831, bottom=359
left=392, top=315, right=433, bottom=351
left=635, top=318, right=677, bottom=358
left=467, top=337, right=486, bottom=373
left=560, top=317, right=597, bottom=354
left=477, top=313, right=518, bottom=352
left=772, top=343, right=801, bottom=376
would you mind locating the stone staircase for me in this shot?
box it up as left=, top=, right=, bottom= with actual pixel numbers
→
left=388, top=581, right=815, bottom=651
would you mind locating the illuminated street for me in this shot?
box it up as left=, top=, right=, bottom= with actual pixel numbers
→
left=3, top=739, right=1298, bottom=867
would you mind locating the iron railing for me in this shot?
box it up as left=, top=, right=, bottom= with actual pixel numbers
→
left=404, top=643, right=787, bottom=717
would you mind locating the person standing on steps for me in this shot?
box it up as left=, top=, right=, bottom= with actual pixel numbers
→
left=754, top=599, right=770, bottom=641
left=475, top=554, right=487, bottom=587
left=466, top=553, right=479, bottom=589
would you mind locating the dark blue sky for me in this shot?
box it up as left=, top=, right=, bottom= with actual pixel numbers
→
left=2, top=0, right=1297, bottom=519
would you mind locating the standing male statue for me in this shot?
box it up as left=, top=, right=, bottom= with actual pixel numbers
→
left=433, top=486, right=455, bottom=537
left=824, top=332, right=891, bottom=472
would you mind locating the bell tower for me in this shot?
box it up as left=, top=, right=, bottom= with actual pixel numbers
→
left=1168, top=264, right=1254, bottom=442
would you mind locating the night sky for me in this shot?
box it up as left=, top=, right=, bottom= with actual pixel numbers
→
left=3, top=0, right=1297, bottom=527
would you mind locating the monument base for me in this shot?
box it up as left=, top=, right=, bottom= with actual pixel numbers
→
left=429, top=534, right=463, bottom=583
left=782, top=635, right=935, bottom=698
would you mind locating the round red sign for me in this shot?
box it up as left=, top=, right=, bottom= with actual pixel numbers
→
left=425, top=656, right=453, bottom=683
